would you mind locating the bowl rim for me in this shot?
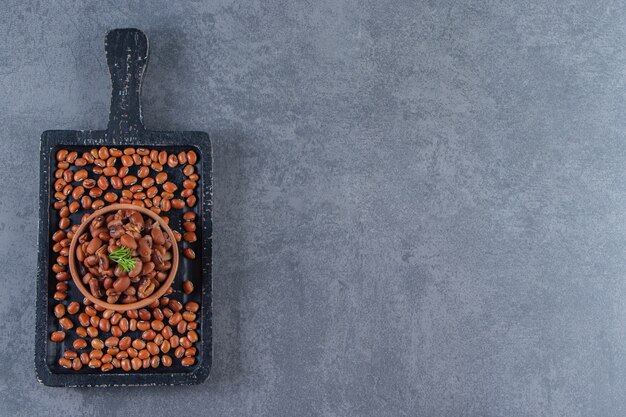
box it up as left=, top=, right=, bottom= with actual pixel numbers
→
left=68, top=203, right=179, bottom=312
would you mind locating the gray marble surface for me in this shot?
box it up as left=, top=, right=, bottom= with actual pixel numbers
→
left=1, top=0, right=626, bottom=415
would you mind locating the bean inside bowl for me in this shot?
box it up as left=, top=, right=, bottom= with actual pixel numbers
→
left=69, top=204, right=179, bottom=311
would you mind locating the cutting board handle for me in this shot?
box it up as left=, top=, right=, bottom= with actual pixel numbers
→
left=105, top=28, right=148, bottom=143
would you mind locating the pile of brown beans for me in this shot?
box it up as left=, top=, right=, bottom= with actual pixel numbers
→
left=77, top=209, right=174, bottom=303
left=50, top=146, right=201, bottom=372
left=54, top=295, right=200, bottom=371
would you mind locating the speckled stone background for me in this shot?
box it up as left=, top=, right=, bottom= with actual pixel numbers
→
left=2, top=0, right=626, bottom=416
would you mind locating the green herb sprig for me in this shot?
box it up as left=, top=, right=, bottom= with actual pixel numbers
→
left=108, top=246, right=136, bottom=272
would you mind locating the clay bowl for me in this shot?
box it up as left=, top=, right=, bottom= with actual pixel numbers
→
left=68, top=203, right=179, bottom=312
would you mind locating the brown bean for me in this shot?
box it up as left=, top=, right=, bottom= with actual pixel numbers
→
left=98, top=146, right=110, bottom=160
left=168, top=312, right=182, bottom=326
left=105, top=337, right=119, bottom=348
left=86, top=237, right=102, bottom=255
left=185, top=301, right=200, bottom=313
left=183, top=222, right=197, bottom=232
left=158, top=340, right=170, bottom=354
left=120, top=233, right=137, bottom=250
left=92, top=199, right=105, bottom=210
left=67, top=301, right=80, bottom=315
left=143, top=342, right=158, bottom=356
left=132, top=339, right=146, bottom=350
left=103, top=192, right=117, bottom=203
left=58, top=218, right=70, bottom=229
left=183, top=164, right=195, bottom=176
left=183, top=232, right=197, bottom=243
left=108, top=148, right=122, bottom=157
left=167, top=154, right=179, bottom=167
left=173, top=151, right=186, bottom=165
left=180, top=336, right=193, bottom=349
left=97, top=176, right=109, bottom=190
left=83, top=151, right=95, bottom=163
left=72, top=357, right=83, bottom=371
left=90, top=338, right=104, bottom=350
left=59, top=317, right=73, bottom=330
left=74, top=157, right=87, bottom=166
left=169, top=299, right=183, bottom=312
left=62, top=350, right=77, bottom=360
left=130, top=358, right=142, bottom=371
left=151, top=320, right=165, bottom=331
left=112, top=276, right=131, bottom=293
left=154, top=150, right=165, bottom=165
left=80, top=180, right=95, bottom=192
left=50, top=331, right=65, bottom=342
left=161, top=325, right=174, bottom=339
left=174, top=346, right=185, bottom=358
left=131, top=153, right=142, bottom=165
left=151, top=226, right=165, bottom=245
left=186, top=150, right=197, bottom=164
left=121, top=358, right=131, bottom=371
left=111, top=326, right=123, bottom=338
left=169, top=335, right=179, bottom=348
left=159, top=198, right=171, bottom=212
left=65, top=151, right=78, bottom=163
left=99, top=318, right=111, bottom=332
left=119, top=336, right=132, bottom=350
left=71, top=338, right=87, bottom=350
left=53, top=290, right=67, bottom=300
left=68, top=201, right=80, bottom=213
left=80, top=352, right=90, bottom=365
left=154, top=334, right=164, bottom=346
left=182, top=280, right=194, bottom=294
left=78, top=313, right=90, bottom=327
left=186, top=195, right=197, bottom=207
left=162, top=355, right=172, bottom=367
left=131, top=167, right=148, bottom=181
left=88, top=359, right=102, bottom=369
left=189, top=174, right=199, bottom=182
left=137, top=308, right=150, bottom=320
left=123, top=148, right=135, bottom=155
left=185, top=347, right=197, bottom=357
left=58, top=358, right=72, bottom=369
left=119, top=317, right=129, bottom=333
left=150, top=162, right=163, bottom=172
left=155, top=172, right=168, bottom=184
left=59, top=206, right=70, bottom=218
left=182, top=179, right=196, bottom=190
left=137, top=320, right=151, bottom=331
left=148, top=149, right=158, bottom=162
left=187, top=330, right=199, bottom=343
left=122, top=175, right=138, bottom=186
left=90, top=349, right=104, bottom=360
left=90, top=315, right=100, bottom=328
left=182, top=312, right=196, bottom=324
left=54, top=178, right=67, bottom=192
left=52, top=230, right=66, bottom=242
left=142, top=329, right=157, bottom=341
left=101, top=363, right=114, bottom=372
left=140, top=177, right=154, bottom=189
left=177, top=320, right=188, bottom=334
left=85, top=327, right=98, bottom=340
left=120, top=155, right=133, bottom=166
left=171, top=199, right=185, bottom=209
left=56, top=149, right=69, bottom=161
left=74, top=169, right=88, bottom=182
left=54, top=303, right=66, bottom=318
